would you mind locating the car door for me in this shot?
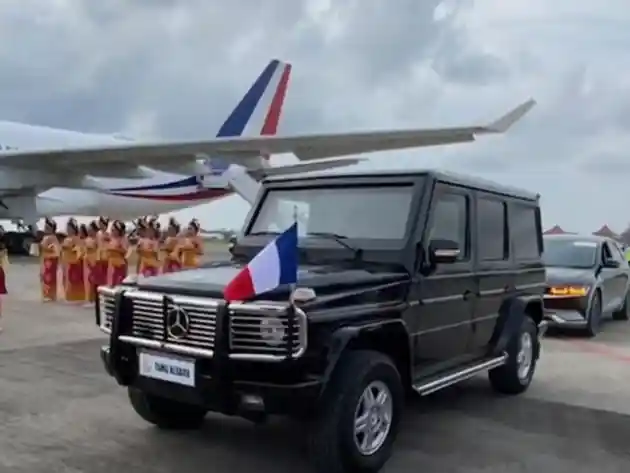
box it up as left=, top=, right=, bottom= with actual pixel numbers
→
left=411, top=183, right=477, bottom=377
left=470, top=193, right=510, bottom=356
left=600, top=241, right=628, bottom=311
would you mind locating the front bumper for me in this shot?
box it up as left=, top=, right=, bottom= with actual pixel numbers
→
left=543, top=294, right=589, bottom=328
left=100, top=345, right=322, bottom=416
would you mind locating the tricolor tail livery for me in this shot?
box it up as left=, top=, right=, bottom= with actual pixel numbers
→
left=207, top=59, right=292, bottom=174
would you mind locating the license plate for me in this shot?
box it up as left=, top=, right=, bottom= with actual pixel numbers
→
left=138, top=350, right=195, bottom=387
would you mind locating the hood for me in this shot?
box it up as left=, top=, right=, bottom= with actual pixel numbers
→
left=136, top=262, right=408, bottom=301
left=545, top=266, right=595, bottom=286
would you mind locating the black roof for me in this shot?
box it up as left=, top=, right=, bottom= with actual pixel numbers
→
left=265, top=167, right=539, bottom=201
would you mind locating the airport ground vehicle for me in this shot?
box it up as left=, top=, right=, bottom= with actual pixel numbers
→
left=543, top=234, right=630, bottom=337
left=97, top=169, right=548, bottom=473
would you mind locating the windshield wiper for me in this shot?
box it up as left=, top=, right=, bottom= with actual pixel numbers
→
left=306, top=232, right=363, bottom=261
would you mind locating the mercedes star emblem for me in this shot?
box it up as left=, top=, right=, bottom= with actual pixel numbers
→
left=166, top=305, right=191, bottom=339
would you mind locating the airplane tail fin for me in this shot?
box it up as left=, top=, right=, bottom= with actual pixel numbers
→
left=205, top=59, right=291, bottom=175
left=215, top=59, right=292, bottom=139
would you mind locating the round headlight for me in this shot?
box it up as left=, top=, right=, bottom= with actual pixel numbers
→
left=259, top=317, right=286, bottom=347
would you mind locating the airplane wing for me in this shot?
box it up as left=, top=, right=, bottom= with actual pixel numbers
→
left=0, top=99, right=535, bottom=174
left=247, top=157, right=364, bottom=179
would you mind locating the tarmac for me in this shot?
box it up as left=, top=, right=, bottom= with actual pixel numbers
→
left=1, top=251, right=629, bottom=472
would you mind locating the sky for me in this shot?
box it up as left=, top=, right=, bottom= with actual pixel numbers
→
left=1, top=0, right=630, bottom=233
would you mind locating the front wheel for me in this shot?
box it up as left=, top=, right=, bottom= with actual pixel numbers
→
left=585, top=291, right=603, bottom=337
left=489, top=317, right=539, bottom=395
left=612, top=291, right=630, bottom=321
left=307, top=350, right=404, bottom=473
left=128, top=388, right=207, bottom=430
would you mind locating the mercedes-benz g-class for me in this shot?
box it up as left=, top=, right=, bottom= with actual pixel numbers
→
left=97, top=169, right=548, bottom=473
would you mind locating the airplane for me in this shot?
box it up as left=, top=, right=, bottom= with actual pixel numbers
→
left=0, top=55, right=536, bottom=231
left=1, top=59, right=361, bottom=227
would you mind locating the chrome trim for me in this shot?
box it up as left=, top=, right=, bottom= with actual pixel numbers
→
left=97, top=286, right=308, bottom=361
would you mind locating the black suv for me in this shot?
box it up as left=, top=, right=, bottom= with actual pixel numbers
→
left=97, top=169, right=548, bottom=473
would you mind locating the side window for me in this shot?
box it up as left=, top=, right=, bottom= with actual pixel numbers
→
left=602, top=243, right=613, bottom=263
left=477, top=197, right=508, bottom=261
left=511, top=204, right=541, bottom=260
left=611, top=242, right=626, bottom=264
left=429, top=192, right=469, bottom=260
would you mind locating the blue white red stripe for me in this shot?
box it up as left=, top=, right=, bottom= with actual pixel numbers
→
left=107, top=59, right=291, bottom=202
left=223, top=223, right=298, bottom=302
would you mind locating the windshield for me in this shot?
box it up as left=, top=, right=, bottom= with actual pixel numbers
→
left=248, top=184, right=415, bottom=240
left=542, top=238, right=597, bottom=269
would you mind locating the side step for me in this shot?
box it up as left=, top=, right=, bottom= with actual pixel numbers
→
left=412, top=354, right=508, bottom=396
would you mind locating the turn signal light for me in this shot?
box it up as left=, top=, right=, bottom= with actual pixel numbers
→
left=548, top=286, right=588, bottom=297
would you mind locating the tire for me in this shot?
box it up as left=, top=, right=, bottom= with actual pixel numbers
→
left=128, top=388, right=207, bottom=430
left=612, top=291, right=630, bottom=321
left=307, top=350, right=404, bottom=473
left=584, top=291, right=603, bottom=337
left=489, top=317, right=539, bottom=395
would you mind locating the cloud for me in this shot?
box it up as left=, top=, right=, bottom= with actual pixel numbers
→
left=0, top=0, right=628, bottom=233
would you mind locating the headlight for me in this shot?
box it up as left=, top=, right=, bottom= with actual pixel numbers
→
left=259, top=317, right=286, bottom=347
left=548, top=285, right=589, bottom=297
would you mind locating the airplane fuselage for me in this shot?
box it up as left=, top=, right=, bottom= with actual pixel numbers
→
left=0, top=121, right=238, bottom=219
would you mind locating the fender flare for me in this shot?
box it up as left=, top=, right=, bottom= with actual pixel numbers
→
left=319, top=319, right=411, bottom=394
left=489, top=296, right=530, bottom=357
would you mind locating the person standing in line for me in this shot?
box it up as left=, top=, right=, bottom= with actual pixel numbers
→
left=179, top=218, right=204, bottom=270
left=61, top=218, right=86, bottom=303
left=137, top=219, right=161, bottom=277
left=83, top=221, right=100, bottom=306
left=0, top=226, right=8, bottom=332
left=40, top=218, right=61, bottom=302
left=106, top=220, right=130, bottom=286
left=133, top=217, right=148, bottom=274
left=96, top=216, right=111, bottom=285
left=161, top=218, right=182, bottom=273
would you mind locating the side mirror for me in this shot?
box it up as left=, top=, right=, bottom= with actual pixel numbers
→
left=429, top=239, right=460, bottom=264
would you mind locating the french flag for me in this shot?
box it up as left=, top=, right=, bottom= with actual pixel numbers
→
left=223, top=223, right=298, bottom=302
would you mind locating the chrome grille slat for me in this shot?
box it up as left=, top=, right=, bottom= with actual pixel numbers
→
left=97, top=286, right=307, bottom=361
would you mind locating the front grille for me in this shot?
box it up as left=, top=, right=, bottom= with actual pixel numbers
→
left=97, top=287, right=307, bottom=361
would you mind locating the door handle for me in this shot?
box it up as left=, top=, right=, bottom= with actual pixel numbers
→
left=463, top=290, right=473, bottom=301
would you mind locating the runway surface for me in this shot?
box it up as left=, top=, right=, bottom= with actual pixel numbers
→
left=1, top=255, right=629, bottom=472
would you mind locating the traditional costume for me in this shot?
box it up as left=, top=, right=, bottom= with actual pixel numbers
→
left=180, top=218, right=203, bottom=269
left=161, top=218, right=182, bottom=273
left=40, top=218, right=61, bottom=302
left=61, top=218, right=85, bottom=302
left=106, top=220, right=129, bottom=286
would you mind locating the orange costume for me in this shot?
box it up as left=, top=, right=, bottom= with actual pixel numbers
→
left=83, top=222, right=101, bottom=303
left=106, top=221, right=129, bottom=286
left=96, top=217, right=111, bottom=287
left=40, top=218, right=61, bottom=302
left=180, top=219, right=203, bottom=269
left=137, top=237, right=161, bottom=277
left=161, top=218, right=182, bottom=273
left=61, top=220, right=86, bottom=302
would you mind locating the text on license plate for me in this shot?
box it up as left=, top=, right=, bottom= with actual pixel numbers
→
left=138, top=350, right=195, bottom=387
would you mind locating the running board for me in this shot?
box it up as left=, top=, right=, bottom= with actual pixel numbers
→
left=412, top=354, right=508, bottom=396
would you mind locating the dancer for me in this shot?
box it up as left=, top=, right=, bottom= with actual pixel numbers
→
left=106, top=220, right=130, bottom=286
left=40, top=218, right=61, bottom=302
left=137, top=219, right=161, bottom=277
left=0, top=226, right=8, bottom=332
left=97, top=216, right=111, bottom=285
left=180, top=218, right=204, bottom=270
left=161, top=217, right=182, bottom=273
left=61, top=218, right=85, bottom=303
left=83, top=222, right=100, bottom=305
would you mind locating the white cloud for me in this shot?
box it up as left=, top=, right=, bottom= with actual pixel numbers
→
left=0, top=0, right=628, bottom=234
